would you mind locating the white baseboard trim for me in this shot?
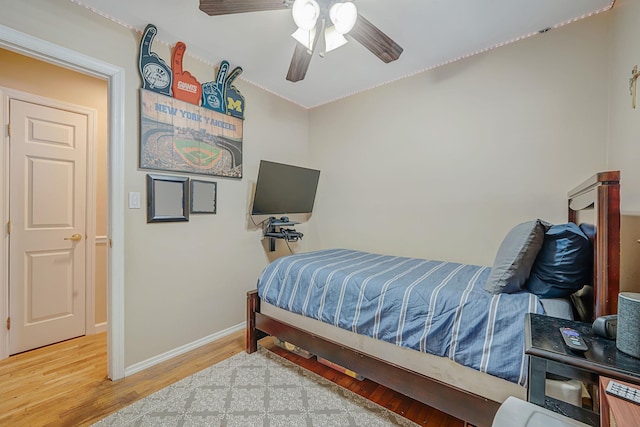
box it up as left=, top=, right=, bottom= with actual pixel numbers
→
left=94, top=322, right=107, bottom=334
left=124, top=322, right=246, bottom=377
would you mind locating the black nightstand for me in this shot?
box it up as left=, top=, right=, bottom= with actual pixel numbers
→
left=524, top=313, right=640, bottom=426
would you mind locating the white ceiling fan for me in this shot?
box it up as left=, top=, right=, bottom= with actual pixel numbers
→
left=198, top=0, right=403, bottom=82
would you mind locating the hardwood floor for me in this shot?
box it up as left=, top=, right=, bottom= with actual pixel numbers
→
left=0, top=332, right=463, bottom=426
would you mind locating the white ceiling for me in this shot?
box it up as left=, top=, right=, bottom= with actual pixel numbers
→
left=73, top=0, right=613, bottom=109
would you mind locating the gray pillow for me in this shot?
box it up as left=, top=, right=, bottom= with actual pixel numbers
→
left=485, top=220, right=546, bottom=294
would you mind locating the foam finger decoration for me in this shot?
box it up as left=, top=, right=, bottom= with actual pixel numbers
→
left=225, top=66, right=245, bottom=119
left=171, top=41, right=202, bottom=105
left=138, top=24, right=172, bottom=96
left=202, top=60, right=245, bottom=119
left=201, top=60, right=229, bottom=114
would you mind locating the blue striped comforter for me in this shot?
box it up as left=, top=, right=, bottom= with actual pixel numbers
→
left=258, top=249, right=543, bottom=385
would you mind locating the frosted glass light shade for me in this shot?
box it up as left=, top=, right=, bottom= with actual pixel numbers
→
left=292, top=27, right=317, bottom=50
left=324, top=26, right=348, bottom=52
left=329, top=2, right=357, bottom=34
left=292, top=0, right=320, bottom=31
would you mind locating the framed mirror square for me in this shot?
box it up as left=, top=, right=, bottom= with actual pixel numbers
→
left=190, top=180, right=217, bottom=214
left=147, top=174, right=189, bottom=222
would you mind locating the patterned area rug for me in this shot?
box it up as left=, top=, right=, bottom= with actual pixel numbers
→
left=93, top=347, right=419, bottom=426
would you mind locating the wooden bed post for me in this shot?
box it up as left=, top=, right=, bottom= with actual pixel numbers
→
left=596, top=176, right=620, bottom=317
left=246, top=290, right=260, bottom=354
left=568, top=171, right=620, bottom=319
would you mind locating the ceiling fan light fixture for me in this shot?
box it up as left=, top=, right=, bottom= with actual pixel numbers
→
left=292, top=0, right=320, bottom=31
left=292, top=27, right=317, bottom=50
left=329, top=1, right=357, bottom=34
left=324, top=25, right=348, bottom=52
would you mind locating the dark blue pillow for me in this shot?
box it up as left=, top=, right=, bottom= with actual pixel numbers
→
left=526, top=223, right=592, bottom=298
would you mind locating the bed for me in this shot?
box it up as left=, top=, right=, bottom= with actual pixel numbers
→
left=246, top=171, right=620, bottom=427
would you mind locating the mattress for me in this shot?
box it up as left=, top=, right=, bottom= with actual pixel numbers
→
left=258, top=248, right=544, bottom=385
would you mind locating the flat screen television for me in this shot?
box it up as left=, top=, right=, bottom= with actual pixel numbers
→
left=251, top=160, right=320, bottom=215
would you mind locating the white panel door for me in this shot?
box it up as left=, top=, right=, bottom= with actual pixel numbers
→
left=9, top=99, right=87, bottom=355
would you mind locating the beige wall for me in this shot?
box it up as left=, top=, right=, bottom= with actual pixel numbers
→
left=0, top=0, right=310, bottom=366
left=0, top=47, right=108, bottom=325
left=606, top=0, right=640, bottom=292
left=306, top=13, right=611, bottom=267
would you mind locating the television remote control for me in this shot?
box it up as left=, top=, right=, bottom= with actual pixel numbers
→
left=559, top=327, right=588, bottom=352
left=605, top=380, right=640, bottom=405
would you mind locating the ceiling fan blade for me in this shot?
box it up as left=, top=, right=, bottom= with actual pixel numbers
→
left=286, top=19, right=322, bottom=82
left=199, top=0, right=290, bottom=16
left=350, top=14, right=403, bottom=63
left=286, top=43, right=313, bottom=82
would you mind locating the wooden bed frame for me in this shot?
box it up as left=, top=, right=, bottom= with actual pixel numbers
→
left=568, top=171, right=620, bottom=319
left=246, top=171, right=620, bottom=427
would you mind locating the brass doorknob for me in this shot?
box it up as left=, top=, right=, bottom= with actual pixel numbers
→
left=64, top=233, right=83, bottom=241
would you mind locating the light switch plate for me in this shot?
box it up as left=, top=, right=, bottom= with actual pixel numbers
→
left=129, top=192, right=141, bottom=209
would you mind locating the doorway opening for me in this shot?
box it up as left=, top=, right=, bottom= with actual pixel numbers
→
left=0, top=24, right=125, bottom=379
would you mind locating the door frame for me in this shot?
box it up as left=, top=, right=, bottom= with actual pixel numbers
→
left=4, top=90, right=97, bottom=350
left=0, top=24, right=126, bottom=380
